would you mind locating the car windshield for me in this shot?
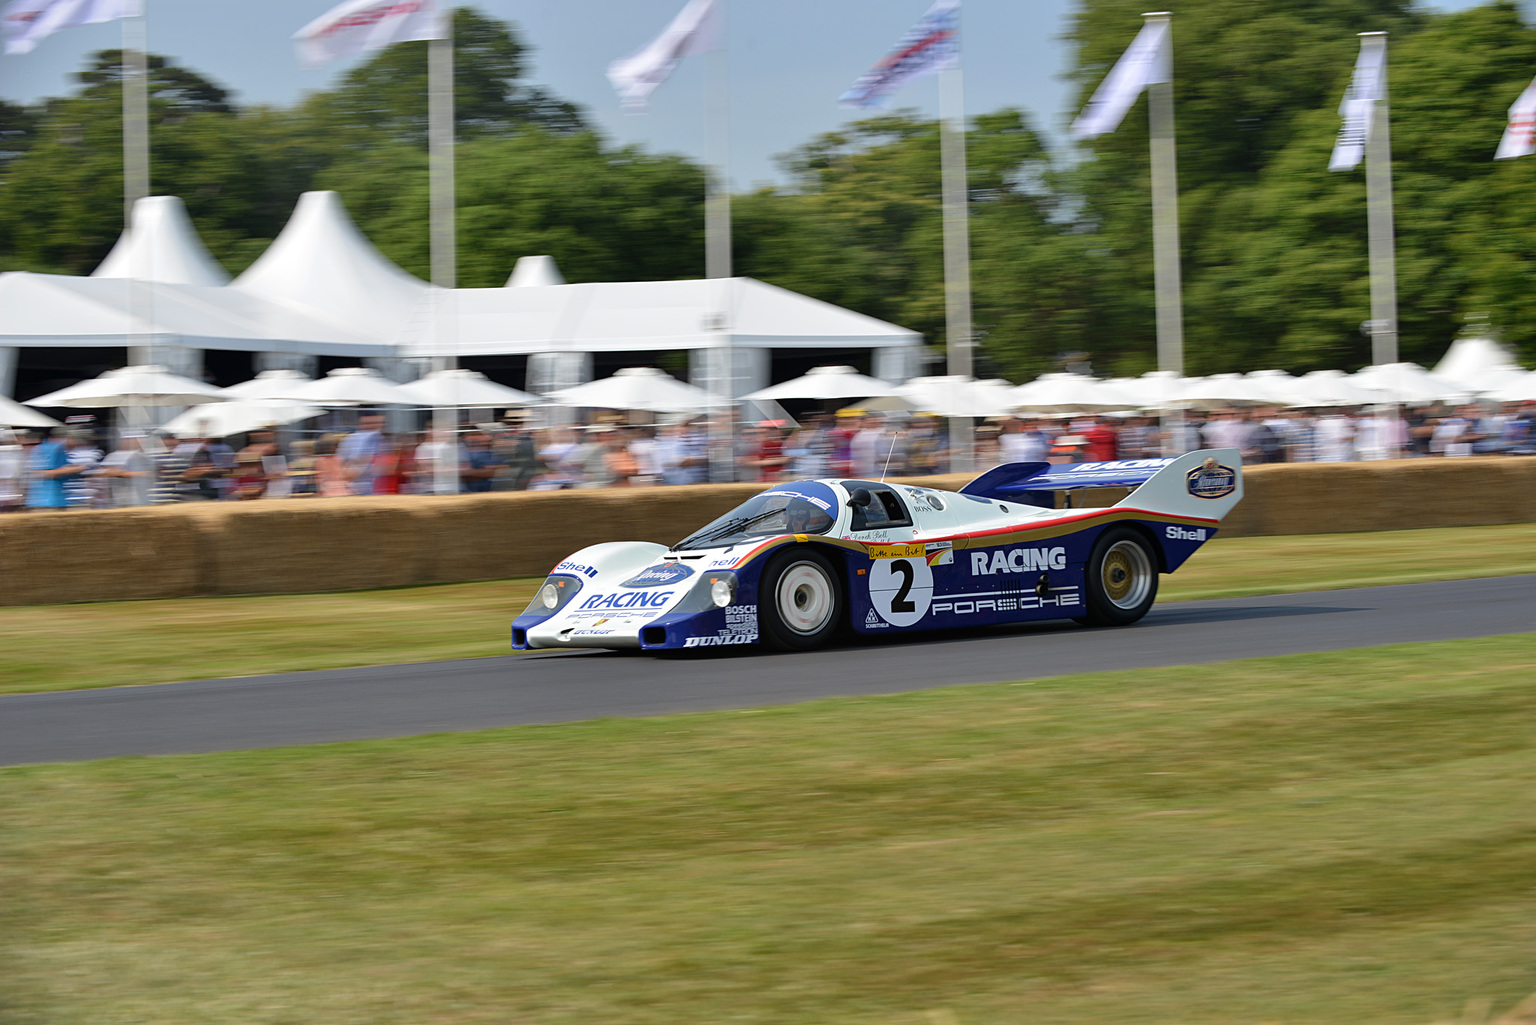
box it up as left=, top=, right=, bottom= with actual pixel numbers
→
left=675, top=487, right=837, bottom=550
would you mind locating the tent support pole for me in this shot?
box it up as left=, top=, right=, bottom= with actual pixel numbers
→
left=429, top=23, right=458, bottom=494
left=940, top=63, right=973, bottom=474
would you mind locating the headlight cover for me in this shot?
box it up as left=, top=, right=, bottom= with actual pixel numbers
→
left=520, top=574, right=584, bottom=621
left=710, top=576, right=735, bottom=608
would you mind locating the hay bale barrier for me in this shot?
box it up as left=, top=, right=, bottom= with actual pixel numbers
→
left=1, top=458, right=1532, bottom=606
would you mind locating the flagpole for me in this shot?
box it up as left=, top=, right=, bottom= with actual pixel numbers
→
left=1361, top=31, right=1400, bottom=457
left=428, top=12, right=457, bottom=494
left=939, top=60, right=973, bottom=473
left=1143, top=11, right=1185, bottom=455
left=705, top=6, right=734, bottom=483
left=122, top=5, right=151, bottom=424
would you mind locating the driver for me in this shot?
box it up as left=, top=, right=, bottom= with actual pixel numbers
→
left=783, top=497, right=827, bottom=534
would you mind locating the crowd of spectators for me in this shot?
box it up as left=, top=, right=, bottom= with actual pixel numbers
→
left=1, top=401, right=1532, bottom=512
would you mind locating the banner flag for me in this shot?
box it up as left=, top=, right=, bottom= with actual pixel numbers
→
left=607, top=0, right=719, bottom=112
left=1329, top=40, right=1385, bottom=171
left=1070, top=18, right=1170, bottom=139
left=1495, top=74, right=1536, bottom=159
left=294, top=0, right=443, bottom=68
left=2, top=0, right=139, bottom=56
left=838, top=0, right=959, bottom=110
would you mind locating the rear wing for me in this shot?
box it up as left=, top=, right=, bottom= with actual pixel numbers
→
left=961, top=449, right=1244, bottom=521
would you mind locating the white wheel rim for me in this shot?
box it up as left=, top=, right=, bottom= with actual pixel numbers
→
left=777, top=561, right=834, bottom=635
left=1102, top=540, right=1153, bottom=610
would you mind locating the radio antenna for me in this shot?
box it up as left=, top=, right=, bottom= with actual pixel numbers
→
left=880, top=428, right=899, bottom=483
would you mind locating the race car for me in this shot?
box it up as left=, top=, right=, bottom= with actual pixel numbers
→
left=511, top=448, right=1242, bottom=652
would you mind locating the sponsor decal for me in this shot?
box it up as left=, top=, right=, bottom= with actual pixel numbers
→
left=970, top=547, right=1067, bottom=575
left=925, top=540, right=954, bottom=567
left=576, top=590, right=677, bottom=612
left=863, top=608, right=889, bottom=630
left=761, top=481, right=839, bottom=515
left=932, top=587, right=1083, bottom=614
left=1164, top=525, right=1208, bottom=542
left=1186, top=458, right=1237, bottom=500
left=684, top=634, right=755, bottom=647
left=867, top=543, right=925, bottom=560
left=869, top=557, right=933, bottom=626
left=555, top=560, right=599, bottom=579
left=1061, top=458, right=1173, bottom=474
left=622, top=562, right=695, bottom=588
left=724, top=605, right=758, bottom=635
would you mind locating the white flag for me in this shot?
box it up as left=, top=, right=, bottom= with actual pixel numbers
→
left=2, top=0, right=139, bottom=56
left=607, top=0, right=719, bottom=112
left=838, top=0, right=959, bottom=110
left=293, top=0, right=444, bottom=69
left=1329, top=40, right=1386, bottom=171
left=1070, top=19, right=1170, bottom=140
left=1495, top=74, right=1536, bottom=160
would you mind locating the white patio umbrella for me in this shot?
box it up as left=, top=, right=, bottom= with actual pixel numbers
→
left=222, top=368, right=313, bottom=400
left=395, top=368, right=541, bottom=408
left=1242, top=369, right=1302, bottom=406
left=0, top=394, right=61, bottom=429
left=743, top=365, right=902, bottom=402
left=24, top=365, right=228, bottom=408
left=1352, top=362, right=1468, bottom=405
left=546, top=367, right=713, bottom=414
left=1180, top=373, right=1270, bottom=409
left=1289, top=369, right=1378, bottom=408
left=896, top=375, right=1017, bottom=418
left=1009, top=373, right=1132, bottom=413
left=160, top=398, right=323, bottom=439
left=282, top=367, right=414, bottom=407
left=1101, top=371, right=1190, bottom=411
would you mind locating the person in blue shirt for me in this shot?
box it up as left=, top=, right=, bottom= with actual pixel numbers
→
left=24, top=428, right=72, bottom=510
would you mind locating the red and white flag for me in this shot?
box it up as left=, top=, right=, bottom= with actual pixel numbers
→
left=293, top=0, right=444, bottom=69
left=607, top=0, right=720, bottom=112
left=1495, top=74, right=1536, bottom=160
left=2, top=0, right=139, bottom=56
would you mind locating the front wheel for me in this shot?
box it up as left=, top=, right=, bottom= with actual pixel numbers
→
left=759, top=548, right=843, bottom=651
left=1077, top=527, right=1159, bottom=627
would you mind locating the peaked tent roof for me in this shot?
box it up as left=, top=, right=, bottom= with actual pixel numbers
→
left=398, top=276, right=919, bottom=357
left=92, top=196, right=231, bottom=286
left=233, top=190, right=431, bottom=342
left=1433, top=336, right=1522, bottom=389
left=506, top=255, right=565, bottom=287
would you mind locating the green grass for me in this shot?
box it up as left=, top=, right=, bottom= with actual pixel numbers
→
left=3, top=635, right=1535, bottom=1024
left=2, top=522, right=1534, bottom=695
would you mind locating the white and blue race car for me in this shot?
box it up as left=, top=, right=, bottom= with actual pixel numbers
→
left=511, top=448, right=1243, bottom=652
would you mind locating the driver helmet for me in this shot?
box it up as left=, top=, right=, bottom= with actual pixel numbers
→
left=784, top=497, right=828, bottom=533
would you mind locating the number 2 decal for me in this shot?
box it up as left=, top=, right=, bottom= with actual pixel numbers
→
left=868, top=558, right=933, bottom=628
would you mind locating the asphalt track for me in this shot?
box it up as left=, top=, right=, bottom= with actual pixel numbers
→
left=3, top=575, right=1532, bottom=767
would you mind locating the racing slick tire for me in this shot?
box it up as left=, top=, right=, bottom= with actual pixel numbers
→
left=1076, top=526, right=1159, bottom=628
left=760, top=547, right=844, bottom=651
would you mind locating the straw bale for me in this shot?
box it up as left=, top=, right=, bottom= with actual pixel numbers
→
left=189, top=497, right=432, bottom=596
left=0, top=505, right=206, bottom=606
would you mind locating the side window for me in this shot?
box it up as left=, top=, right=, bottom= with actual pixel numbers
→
left=846, top=484, right=913, bottom=532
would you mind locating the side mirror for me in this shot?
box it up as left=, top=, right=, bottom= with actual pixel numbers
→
left=848, top=487, right=872, bottom=509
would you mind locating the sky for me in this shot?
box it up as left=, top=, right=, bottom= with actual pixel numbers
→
left=0, top=0, right=1510, bottom=189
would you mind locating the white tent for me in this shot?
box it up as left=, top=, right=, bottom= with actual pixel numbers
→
left=223, top=369, right=313, bottom=400
left=25, top=364, right=229, bottom=408
left=1488, top=370, right=1536, bottom=403
left=1289, top=369, right=1377, bottom=408
left=0, top=273, right=390, bottom=356
left=1242, top=369, right=1301, bottom=405
left=1106, top=371, right=1189, bottom=411
left=506, top=255, right=565, bottom=287
left=92, top=196, right=230, bottom=286
left=1180, top=373, right=1271, bottom=408
left=546, top=367, right=713, bottom=413
left=1433, top=336, right=1521, bottom=390
left=397, top=278, right=919, bottom=357
left=233, top=191, right=431, bottom=342
left=1352, top=362, right=1467, bottom=405
left=744, top=365, right=902, bottom=402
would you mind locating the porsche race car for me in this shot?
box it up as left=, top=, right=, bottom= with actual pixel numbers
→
left=511, top=448, right=1243, bottom=652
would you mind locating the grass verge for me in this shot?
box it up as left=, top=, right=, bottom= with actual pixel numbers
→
left=3, top=522, right=1535, bottom=695
left=3, top=634, right=1534, bottom=1024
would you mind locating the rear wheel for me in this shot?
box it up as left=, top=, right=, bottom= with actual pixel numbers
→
left=1078, top=527, right=1158, bottom=627
left=759, top=548, right=843, bottom=651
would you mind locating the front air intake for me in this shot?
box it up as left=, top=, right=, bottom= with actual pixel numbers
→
left=640, top=626, right=667, bottom=647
